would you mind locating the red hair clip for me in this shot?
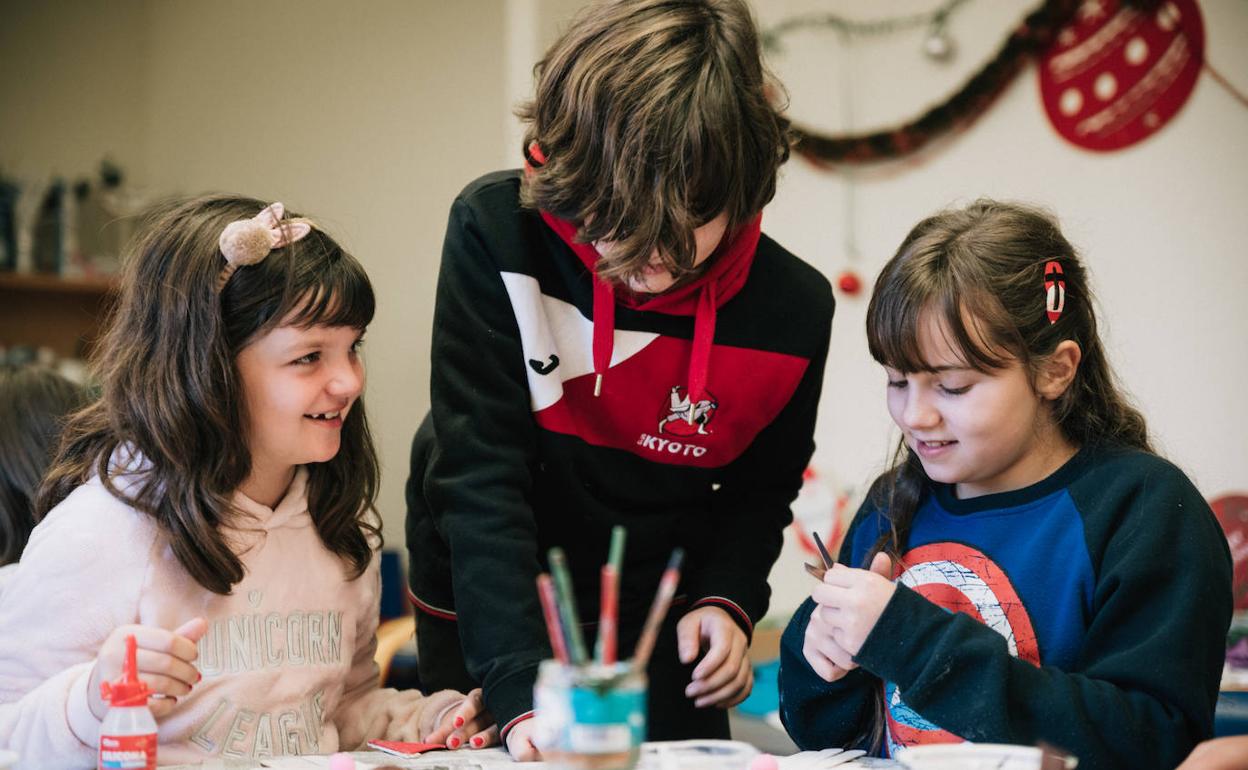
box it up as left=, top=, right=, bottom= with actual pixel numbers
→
left=1044, top=260, right=1066, bottom=324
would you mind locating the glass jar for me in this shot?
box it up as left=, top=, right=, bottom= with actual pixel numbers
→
left=534, top=659, right=647, bottom=770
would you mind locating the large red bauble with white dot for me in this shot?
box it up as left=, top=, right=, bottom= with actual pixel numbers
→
left=1039, top=0, right=1204, bottom=152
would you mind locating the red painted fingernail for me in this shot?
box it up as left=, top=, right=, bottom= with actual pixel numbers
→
left=472, top=736, right=484, bottom=748
left=449, top=736, right=462, bottom=749
left=454, top=716, right=465, bottom=728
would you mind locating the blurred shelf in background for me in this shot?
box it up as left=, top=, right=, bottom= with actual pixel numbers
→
left=0, top=272, right=115, bottom=295
left=0, top=272, right=117, bottom=362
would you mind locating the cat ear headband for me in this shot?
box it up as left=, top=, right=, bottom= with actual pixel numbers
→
left=216, top=202, right=314, bottom=292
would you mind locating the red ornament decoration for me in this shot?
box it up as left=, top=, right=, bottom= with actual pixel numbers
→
left=837, top=270, right=863, bottom=296
left=1040, top=0, right=1205, bottom=152
left=1211, top=494, right=1248, bottom=610
left=791, top=467, right=852, bottom=562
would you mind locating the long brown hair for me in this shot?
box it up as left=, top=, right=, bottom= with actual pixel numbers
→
left=518, top=0, right=791, bottom=285
left=858, top=199, right=1152, bottom=750
left=36, top=194, right=380, bottom=594
left=0, top=367, right=90, bottom=566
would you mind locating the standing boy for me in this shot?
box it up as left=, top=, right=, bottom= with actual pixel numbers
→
left=406, top=0, right=834, bottom=757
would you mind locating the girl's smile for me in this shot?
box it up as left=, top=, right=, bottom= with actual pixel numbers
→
left=304, top=407, right=347, bottom=429
left=912, top=438, right=957, bottom=460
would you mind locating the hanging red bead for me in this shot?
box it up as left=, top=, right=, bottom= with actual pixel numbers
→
left=837, top=270, right=862, bottom=296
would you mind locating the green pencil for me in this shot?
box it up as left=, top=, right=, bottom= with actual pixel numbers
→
left=608, top=526, right=626, bottom=576
left=548, top=547, right=589, bottom=664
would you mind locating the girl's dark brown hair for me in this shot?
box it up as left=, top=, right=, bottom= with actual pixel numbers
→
left=855, top=199, right=1151, bottom=750
left=518, top=0, right=791, bottom=286
left=35, top=194, right=380, bottom=594
left=0, top=367, right=90, bottom=566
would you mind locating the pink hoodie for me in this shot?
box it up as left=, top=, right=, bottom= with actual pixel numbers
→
left=0, top=464, right=460, bottom=768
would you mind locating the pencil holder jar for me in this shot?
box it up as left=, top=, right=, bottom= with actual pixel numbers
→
left=534, top=659, right=647, bottom=770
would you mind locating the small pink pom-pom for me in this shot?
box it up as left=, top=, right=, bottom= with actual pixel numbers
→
left=328, top=752, right=355, bottom=770
left=219, top=220, right=274, bottom=266
left=750, top=753, right=779, bottom=770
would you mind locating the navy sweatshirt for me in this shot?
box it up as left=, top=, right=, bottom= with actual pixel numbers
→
left=779, top=445, right=1232, bottom=770
left=407, top=171, right=834, bottom=735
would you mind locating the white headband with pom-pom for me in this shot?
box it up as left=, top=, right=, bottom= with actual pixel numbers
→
left=216, top=202, right=314, bottom=292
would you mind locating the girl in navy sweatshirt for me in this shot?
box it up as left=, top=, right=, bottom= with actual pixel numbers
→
left=778, top=200, right=1231, bottom=770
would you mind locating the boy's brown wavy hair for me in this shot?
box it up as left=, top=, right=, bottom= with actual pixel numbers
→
left=518, top=0, right=791, bottom=286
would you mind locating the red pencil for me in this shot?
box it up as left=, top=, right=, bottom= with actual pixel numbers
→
left=536, top=573, right=570, bottom=664
left=598, top=564, right=619, bottom=665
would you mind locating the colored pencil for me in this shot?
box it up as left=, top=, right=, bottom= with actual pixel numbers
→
left=536, top=573, right=570, bottom=664
left=811, top=530, right=835, bottom=569
left=631, top=547, right=685, bottom=673
left=597, top=564, right=619, bottom=665
left=548, top=547, right=589, bottom=664
left=595, top=526, right=626, bottom=665
left=607, top=526, right=626, bottom=574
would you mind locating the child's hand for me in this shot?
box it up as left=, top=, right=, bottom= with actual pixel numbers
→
left=802, top=607, right=858, bottom=683
left=1176, top=735, right=1248, bottom=770
left=424, top=688, right=497, bottom=750
left=88, top=617, right=207, bottom=720
left=504, top=717, right=543, bottom=761
left=810, top=552, right=896, bottom=659
left=676, top=606, right=753, bottom=708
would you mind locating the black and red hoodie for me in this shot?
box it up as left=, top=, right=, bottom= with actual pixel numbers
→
left=406, top=169, right=834, bottom=735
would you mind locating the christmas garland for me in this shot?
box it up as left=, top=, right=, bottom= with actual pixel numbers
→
left=776, top=0, right=1088, bottom=164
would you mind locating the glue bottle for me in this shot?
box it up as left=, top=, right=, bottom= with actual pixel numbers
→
left=98, top=634, right=157, bottom=770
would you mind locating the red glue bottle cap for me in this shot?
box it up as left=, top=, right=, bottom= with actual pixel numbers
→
left=101, top=634, right=152, bottom=707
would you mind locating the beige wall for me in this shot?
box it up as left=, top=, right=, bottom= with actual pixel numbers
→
left=0, top=1, right=148, bottom=182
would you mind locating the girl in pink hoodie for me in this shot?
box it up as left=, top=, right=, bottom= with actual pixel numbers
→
left=0, top=195, right=496, bottom=767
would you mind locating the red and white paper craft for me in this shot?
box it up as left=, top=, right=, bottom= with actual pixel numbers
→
left=366, top=739, right=447, bottom=757
left=1210, top=494, right=1248, bottom=610
left=791, top=467, right=853, bottom=562
left=1040, top=0, right=1204, bottom=152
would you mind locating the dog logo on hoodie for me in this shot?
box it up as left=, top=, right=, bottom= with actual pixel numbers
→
left=658, top=385, right=718, bottom=436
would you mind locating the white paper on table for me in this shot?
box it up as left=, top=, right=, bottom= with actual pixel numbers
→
left=777, top=749, right=901, bottom=770
left=638, top=739, right=759, bottom=770
left=256, top=751, right=505, bottom=770
left=165, top=742, right=902, bottom=770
